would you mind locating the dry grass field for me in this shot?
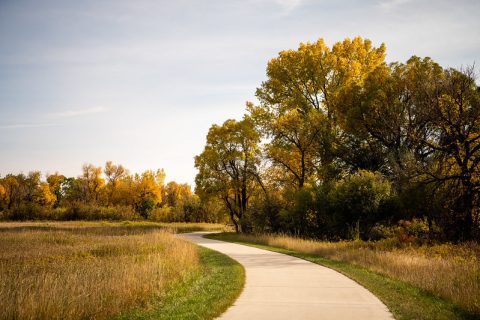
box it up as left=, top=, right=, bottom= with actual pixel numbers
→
left=230, top=233, right=480, bottom=314
left=0, top=220, right=230, bottom=234
left=0, top=222, right=201, bottom=320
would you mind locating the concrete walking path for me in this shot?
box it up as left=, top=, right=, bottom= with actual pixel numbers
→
left=180, top=232, right=393, bottom=320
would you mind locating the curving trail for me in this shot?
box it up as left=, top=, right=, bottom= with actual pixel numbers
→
left=180, top=232, right=393, bottom=320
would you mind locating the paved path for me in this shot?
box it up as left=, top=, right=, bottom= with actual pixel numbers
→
left=180, top=232, right=393, bottom=320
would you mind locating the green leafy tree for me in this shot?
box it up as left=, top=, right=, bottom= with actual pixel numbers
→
left=328, top=170, right=392, bottom=239
left=195, top=117, right=261, bottom=232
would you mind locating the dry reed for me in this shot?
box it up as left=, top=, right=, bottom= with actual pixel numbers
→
left=0, top=220, right=229, bottom=234
left=0, top=224, right=199, bottom=320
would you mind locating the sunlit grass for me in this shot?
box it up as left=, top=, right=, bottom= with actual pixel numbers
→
left=117, top=247, right=245, bottom=320
left=0, top=220, right=231, bottom=234
left=0, top=224, right=199, bottom=320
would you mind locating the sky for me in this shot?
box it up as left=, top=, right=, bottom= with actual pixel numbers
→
left=1, top=0, right=479, bottom=185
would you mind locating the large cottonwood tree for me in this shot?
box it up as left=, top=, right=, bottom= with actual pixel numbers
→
left=252, top=37, right=387, bottom=185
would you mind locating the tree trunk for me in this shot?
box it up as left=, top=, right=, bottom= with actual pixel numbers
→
left=232, top=216, right=239, bottom=233
left=224, top=196, right=240, bottom=233
left=460, top=189, right=474, bottom=240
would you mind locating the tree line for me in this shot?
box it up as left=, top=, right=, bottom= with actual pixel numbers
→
left=195, top=37, right=480, bottom=241
left=0, top=162, right=225, bottom=222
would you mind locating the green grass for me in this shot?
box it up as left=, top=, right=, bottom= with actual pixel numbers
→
left=208, top=233, right=479, bottom=320
left=115, top=246, right=245, bottom=320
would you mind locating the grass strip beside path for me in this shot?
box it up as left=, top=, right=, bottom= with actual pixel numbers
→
left=207, top=233, right=478, bottom=320
left=115, top=246, right=245, bottom=320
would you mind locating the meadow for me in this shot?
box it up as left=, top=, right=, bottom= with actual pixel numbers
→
left=0, top=220, right=230, bottom=234
left=215, top=233, right=480, bottom=316
left=0, top=221, right=229, bottom=320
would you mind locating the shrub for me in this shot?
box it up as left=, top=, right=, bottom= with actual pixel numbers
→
left=63, top=204, right=139, bottom=221
left=248, top=193, right=284, bottom=233
left=369, top=218, right=441, bottom=243
left=279, top=188, right=316, bottom=235
left=9, top=204, right=50, bottom=220
left=149, top=206, right=175, bottom=222
left=369, top=223, right=396, bottom=241
left=137, top=198, right=156, bottom=218
left=328, top=170, right=392, bottom=239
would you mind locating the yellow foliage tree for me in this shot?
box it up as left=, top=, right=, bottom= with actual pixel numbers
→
left=46, top=173, right=66, bottom=207
left=252, top=37, right=387, bottom=185
left=79, top=164, right=105, bottom=204
left=0, top=184, right=6, bottom=209
left=133, top=169, right=165, bottom=217
left=34, top=183, right=56, bottom=207
left=164, top=181, right=193, bottom=209
left=104, top=161, right=128, bottom=206
left=2, top=175, right=20, bottom=210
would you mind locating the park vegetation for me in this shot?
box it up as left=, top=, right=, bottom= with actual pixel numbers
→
left=1, top=36, right=478, bottom=319
left=197, top=37, right=480, bottom=317
left=0, top=222, right=199, bottom=319
left=195, top=36, right=480, bottom=243
left=2, top=38, right=479, bottom=243
left=0, top=221, right=243, bottom=320
left=0, top=162, right=226, bottom=223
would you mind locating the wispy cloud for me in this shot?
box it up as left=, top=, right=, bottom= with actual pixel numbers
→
left=378, top=0, right=413, bottom=10
left=274, top=0, right=303, bottom=12
left=0, top=123, right=60, bottom=129
left=0, top=106, right=105, bottom=129
left=46, top=107, right=106, bottom=119
left=246, top=0, right=303, bottom=15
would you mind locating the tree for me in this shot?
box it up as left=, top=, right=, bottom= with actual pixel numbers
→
left=104, top=161, right=128, bottom=206
left=163, top=181, right=194, bottom=220
left=0, top=182, right=6, bottom=210
left=114, top=175, right=136, bottom=207
left=249, top=104, right=323, bottom=189
left=195, top=117, right=261, bottom=232
left=340, top=57, right=443, bottom=181
left=2, top=175, right=22, bottom=210
left=47, top=173, right=66, bottom=207
left=254, top=37, right=387, bottom=184
left=79, top=164, right=105, bottom=204
left=133, top=169, right=164, bottom=218
left=24, top=171, right=41, bottom=203
left=256, top=38, right=385, bottom=116
left=412, top=66, right=480, bottom=240
left=34, top=183, right=56, bottom=206
left=61, top=177, right=82, bottom=204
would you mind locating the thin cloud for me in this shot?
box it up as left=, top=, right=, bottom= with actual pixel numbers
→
left=378, top=0, right=413, bottom=10
left=274, top=0, right=303, bottom=12
left=46, top=107, right=106, bottom=119
left=0, top=123, right=60, bottom=129
left=246, top=0, right=303, bottom=15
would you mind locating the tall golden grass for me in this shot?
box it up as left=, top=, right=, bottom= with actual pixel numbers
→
left=0, top=220, right=230, bottom=234
left=0, top=223, right=199, bottom=320
left=233, top=233, right=480, bottom=314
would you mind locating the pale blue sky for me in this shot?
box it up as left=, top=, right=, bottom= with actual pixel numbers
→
left=1, top=0, right=479, bottom=185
